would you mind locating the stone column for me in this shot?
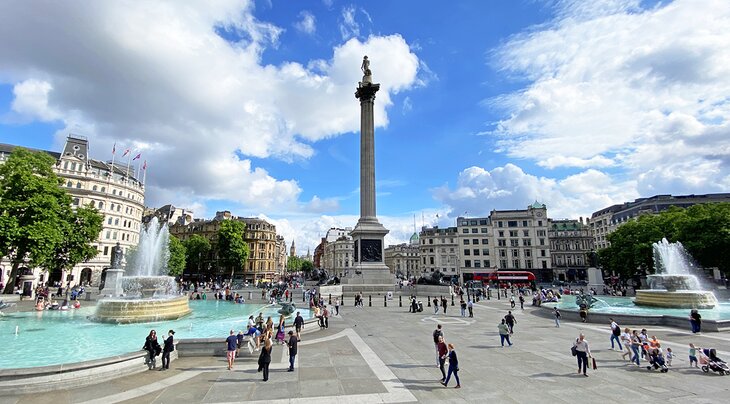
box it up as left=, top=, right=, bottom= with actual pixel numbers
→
left=356, top=82, right=379, bottom=222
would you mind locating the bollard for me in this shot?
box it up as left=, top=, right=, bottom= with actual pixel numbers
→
left=303, top=292, right=305, bottom=302
left=384, top=295, right=387, bottom=307
left=369, top=295, right=372, bottom=307
left=329, top=294, right=332, bottom=305
left=451, top=295, right=455, bottom=306
left=427, top=296, right=431, bottom=307
left=497, top=289, right=500, bottom=300
left=487, top=289, right=491, bottom=300
left=399, top=295, right=402, bottom=307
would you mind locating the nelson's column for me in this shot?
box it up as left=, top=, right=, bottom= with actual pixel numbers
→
left=346, top=56, right=393, bottom=287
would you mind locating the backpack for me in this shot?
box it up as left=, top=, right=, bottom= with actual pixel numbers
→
left=612, top=325, right=621, bottom=336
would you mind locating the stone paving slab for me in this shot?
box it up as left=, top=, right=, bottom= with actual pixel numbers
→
left=2, top=299, right=730, bottom=403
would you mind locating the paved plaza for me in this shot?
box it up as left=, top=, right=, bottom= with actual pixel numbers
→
left=2, top=296, right=730, bottom=403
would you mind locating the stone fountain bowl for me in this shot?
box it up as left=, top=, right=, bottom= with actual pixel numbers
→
left=92, top=294, right=191, bottom=324
left=647, top=274, right=700, bottom=291
left=121, top=276, right=178, bottom=298
left=636, top=274, right=717, bottom=309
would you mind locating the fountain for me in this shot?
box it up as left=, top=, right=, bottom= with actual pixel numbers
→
left=634, top=238, right=718, bottom=309
left=93, top=217, right=191, bottom=323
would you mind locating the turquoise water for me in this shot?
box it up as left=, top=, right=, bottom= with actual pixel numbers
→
left=550, top=295, right=730, bottom=320
left=0, top=300, right=313, bottom=369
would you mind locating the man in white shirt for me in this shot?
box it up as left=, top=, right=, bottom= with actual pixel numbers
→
left=609, top=318, right=622, bottom=350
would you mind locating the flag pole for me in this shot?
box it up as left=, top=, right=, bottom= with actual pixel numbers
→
left=142, top=161, right=147, bottom=185
left=109, top=143, right=116, bottom=184
left=125, top=152, right=133, bottom=179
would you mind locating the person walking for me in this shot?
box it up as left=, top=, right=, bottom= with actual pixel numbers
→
left=334, top=297, right=340, bottom=316
left=432, top=324, right=444, bottom=367
left=609, top=318, right=622, bottom=350
left=620, top=328, right=632, bottom=361
left=323, top=305, right=329, bottom=329
left=143, top=330, right=161, bottom=370
left=433, top=297, right=439, bottom=314
left=441, top=296, right=448, bottom=315
left=498, top=319, right=512, bottom=347
left=510, top=295, right=515, bottom=309
left=519, top=294, right=525, bottom=310
left=223, top=330, right=239, bottom=370
left=441, top=343, right=460, bottom=388
left=294, top=311, right=304, bottom=341
left=436, top=335, right=448, bottom=382
left=504, top=311, right=516, bottom=334
left=258, top=339, right=272, bottom=381
left=287, top=331, right=297, bottom=371
left=573, top=333, right=592, bottom=377
left=630, top=330, right=642, bottom=366
left=459, top=299, right=466, bottom=317
left=554, top=307, right=561, bottom=327
left=689, top=309, right=702, bottom=333
left=467, top=299, right=473, bottom=318
left=161, top=330, right=175, bottom=370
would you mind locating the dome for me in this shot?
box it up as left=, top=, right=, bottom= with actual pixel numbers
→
left=409, top=232, right=419, bottom=245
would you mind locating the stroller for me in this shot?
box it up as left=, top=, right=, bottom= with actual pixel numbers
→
left=700, top=348, right=730, bottom=375
left=646, top=348, right=669, bottom=373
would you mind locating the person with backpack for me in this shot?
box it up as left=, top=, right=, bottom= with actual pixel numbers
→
left=432, top=324, right=444, bottom=367
left=609, top=318, right=622, bottom=350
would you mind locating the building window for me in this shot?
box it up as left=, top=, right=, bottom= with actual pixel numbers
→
left=471, top=228, right=478, bottom=233
left=463, top=239, right=470, bottom=245
left=498, top=239, right=506, bottom=247
left=513, top=259, right=520, bottom=268
left=474, top=261, right=481, bottom=268
left=462, top=229, right=469, bottom=234
left=526, top=260, right=533, bottom=269
left=482, top=239, right=489, bottom=245
left=473, top=249, right=480, bottom=256
left=540, top=238, right=545, bottom=245
left=522, top=220, right=528, bottom=227
left=484, top=260, right=490, bottom=267
left=523, top=230, right=529, bottom=236
left=103, top=246, right=109, bottom=256
left=463, top=249, right=470, bottom=256
left=481, top=228, right=488, bottom=234
left=508, top=220, right=518, bottom=227
left=510, top=239, right=519, bottom=247
left=482, top=249, right=490, bottom=255
left=464, top=260, right=471, bottom=268
left=512, top=249, right=519, bottom=257
left=524, top=249, right=531, bottom=257
left=509, top=230, right=518, bottom=237
left=541, top=249, right=546, bottom=257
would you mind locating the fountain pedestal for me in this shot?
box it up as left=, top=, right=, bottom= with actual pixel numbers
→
left=99, top=268, right=124, bottom=297
left=635, top=274, right=718, bottom=309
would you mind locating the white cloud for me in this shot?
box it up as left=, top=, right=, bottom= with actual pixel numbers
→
left=339, top=5, right=361, bottom=40
left=10, top=79, right=60, bottom=121
left=294, top=11, right=316, bottom=35
left=433, top=163, right=638, bottom=219
left=0, top=1, right=421, bottom=213
left=490, top=0, right=730, bottom=193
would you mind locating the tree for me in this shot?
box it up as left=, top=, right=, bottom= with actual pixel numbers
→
left=167, top=235, right=186, bottom=276
left=287, top=256, right=302, bottom=272
left=183, top=234, right=211, bottom=276
left=301, top=260, right=314, bottom=273
left=42, top=204, right=104, bottom=277
left=216, top=220, right=249, bottom=279
left=1, top=149, right=102, bottom=293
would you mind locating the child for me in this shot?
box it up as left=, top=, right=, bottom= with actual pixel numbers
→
left=689, top=343, right=698, bottom=368
left=665, top=347, right=673, bottom=367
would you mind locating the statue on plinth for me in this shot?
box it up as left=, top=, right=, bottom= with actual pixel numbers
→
left=111, top=242, right=124, bottom=269
left=361, top=55, right=372, bottom=83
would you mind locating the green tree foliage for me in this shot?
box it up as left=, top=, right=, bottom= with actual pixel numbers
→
left=0, top=149, right=103, bottom=293
left=301, top=260, right=314, bottom=273
left=287, top=256, right=302, bottom=272
left=216, top=220, right=249, bottom=278
left=598, top=203, right=730, bottom=279
left=167, top=235, right=186, bottom=276
left=183, top=234, right=211, bottom=274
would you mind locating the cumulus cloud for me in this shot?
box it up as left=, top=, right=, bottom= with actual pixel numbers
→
left=434, top=163, right=638, bottom=219
left=294, top=11, right=316, bottom=35
left=490, top=0, right=730, bottom=193
left=0, top=0, right=421, bottom=213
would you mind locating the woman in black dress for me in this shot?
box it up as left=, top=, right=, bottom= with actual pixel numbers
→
left=142, top=330, right=161, bottom=370
left=258, top=339, right=272, bottom=381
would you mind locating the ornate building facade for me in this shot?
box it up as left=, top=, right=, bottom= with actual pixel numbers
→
left=0, top=136, right=145, bottom=289
left=419, top=226, right=459, bottom=276
left=548, top=218, right=594, bottom=282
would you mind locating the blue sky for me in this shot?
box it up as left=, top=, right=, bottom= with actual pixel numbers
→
left=1, top=0, right=728, bottom=252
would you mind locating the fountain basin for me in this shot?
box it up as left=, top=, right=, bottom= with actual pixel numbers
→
left=635, top=290, right=718, bottom=309
left=93, top=295, right=191, bottom=324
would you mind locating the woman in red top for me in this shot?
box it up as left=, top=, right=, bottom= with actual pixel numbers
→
left=437, top=335, right=448, bottom=382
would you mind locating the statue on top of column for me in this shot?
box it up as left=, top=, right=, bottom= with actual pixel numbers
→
left=361, top=55, right=372, bottom=83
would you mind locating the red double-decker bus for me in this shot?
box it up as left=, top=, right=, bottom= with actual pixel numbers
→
left=486, top=271, right=536, bottom=283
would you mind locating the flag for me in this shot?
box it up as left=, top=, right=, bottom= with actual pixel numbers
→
left=142, top=160, right=147, bottom=170
left=112, top=142, right=116, bottom=155
left=132, top=153, right=141, bottom=161
left=122, top=149, right=130, bottom=157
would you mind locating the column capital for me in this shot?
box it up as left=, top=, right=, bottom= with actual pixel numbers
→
left=355, top=82, right=380, bottom=101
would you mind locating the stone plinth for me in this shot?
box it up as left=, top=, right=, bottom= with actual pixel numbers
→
left=99, top=268, right=124, bottom=297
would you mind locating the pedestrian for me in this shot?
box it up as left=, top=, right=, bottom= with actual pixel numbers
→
left=498, top=319, right=512, bottom=347
left=441, top=296, right=448, bottom=315
left=688, top=343, right=698, bottom=368
left=689, top=309, right=702, bottom=333
left=510, top=295, right=515, bottom=309
left=553, top=307, right=561, bottom=327
left=519, top=294, right=525, bottom=310
left=433, top=297, right=439, bottom=314
left=666, top=347, right=673, bottom=367
left=335, top=297, right=340, bottom=316
left=460, top=299, right=466, bottom=317
left=294, top=311, right=304, bottom=341
left=609, top=318, right=622, bottom=350
left=225, top=330, right=237, bottom=370
left=258, top=339, right=272, bottom=381
left=287, top=331, right=297, bottom=371
left=467, top=299, right=473, bottom=318
left=161, top=330, right=174, bottom=370
left=441, top=343, right=460, bottom=388
left=573, top=333, right=592, bottom=377
left=323, top=305, right=329, bottom=328
left=143, top=330, right=161, bottom=370
left=620, top=328, right=632, bottom=361
left=504, top=311, right=516, bottom=334
left=236, top=330, right=245, bottom=356
left=579, top=304, right=588, bottom=322
left=432, top=324, right=444, bottom=367
left=437, top=335, right=448, bottom=382
left=630, top=330, right=641, bottom=366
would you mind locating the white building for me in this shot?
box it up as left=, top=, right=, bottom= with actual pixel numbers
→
left=419, top=226, right=459, bottom=277
left=0, top=135, right=145, bottom=290
left=384, top=232, right=420, bottom=277
left=320, top=227, right=354, bottom=277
